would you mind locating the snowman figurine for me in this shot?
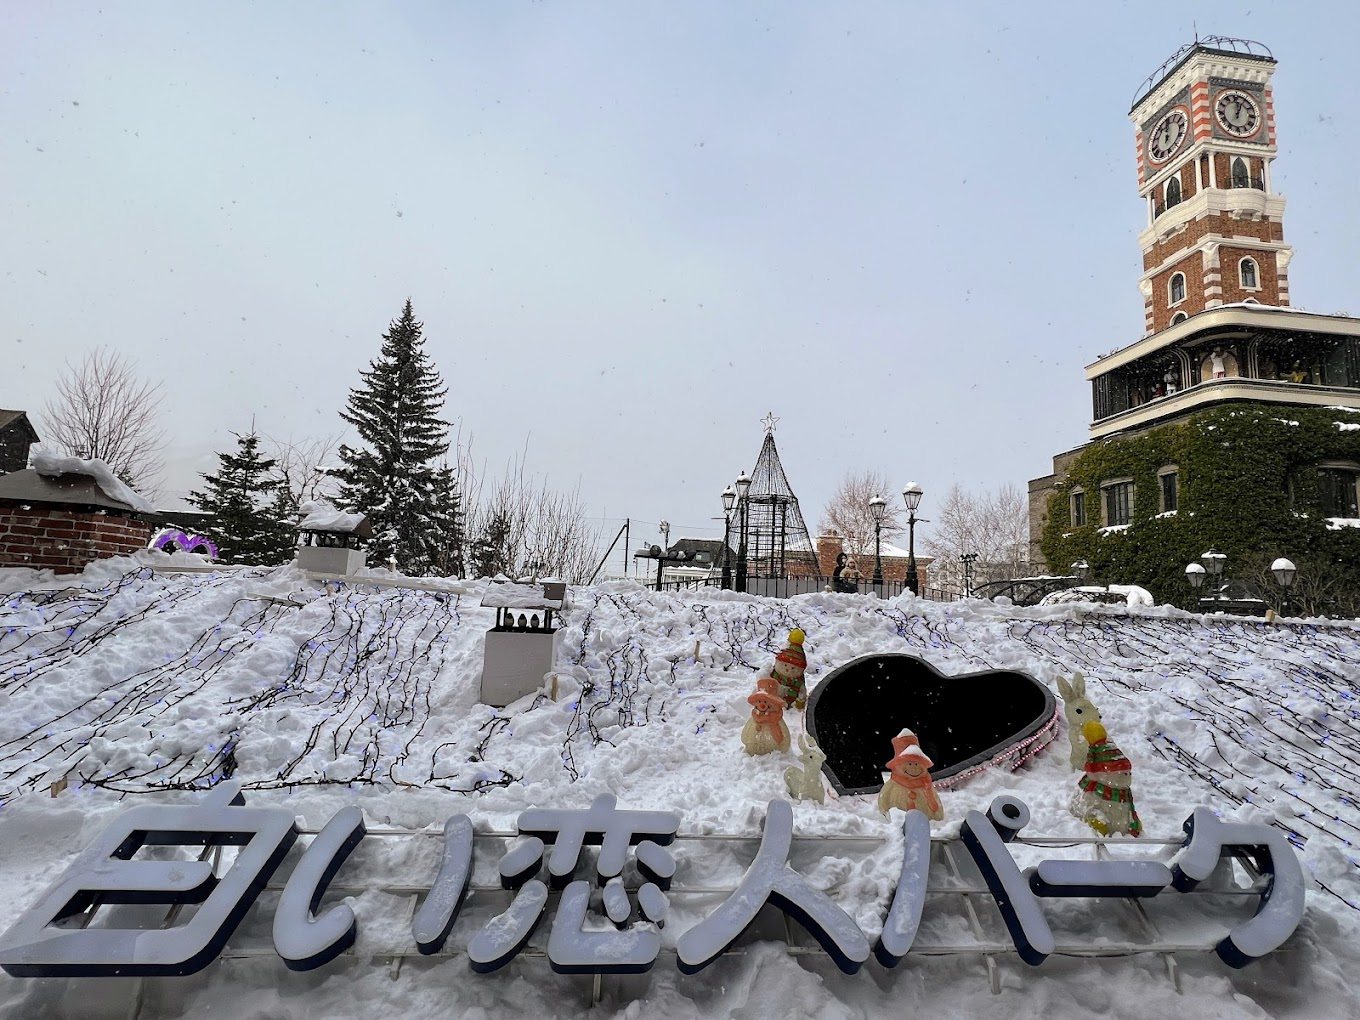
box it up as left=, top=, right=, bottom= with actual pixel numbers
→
left=741, top=677, right=791, bottom=756
left=877, top=729, right=943, bottom=820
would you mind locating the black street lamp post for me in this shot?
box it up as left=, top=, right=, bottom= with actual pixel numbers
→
left=735, top=470, right=752, bottom=593
left=720, top=484, right=736, bottom=590
left=1184, top=561, right=1205, bottom=611
left=1271, top=557, right=1298, bottom=617
left=902, top=482, right=923, bottom=595
left=1201, top=549, right=1227, bottom=607
left=869, top=494, right=886, bottom=589
left=960, top=552, right=978, bottom=598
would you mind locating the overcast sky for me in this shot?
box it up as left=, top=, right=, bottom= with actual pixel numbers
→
left=4, top=2, right=1358, bottom=562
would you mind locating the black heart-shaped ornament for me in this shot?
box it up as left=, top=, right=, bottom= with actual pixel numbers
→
left=805, top=653, right=1059, bottom=796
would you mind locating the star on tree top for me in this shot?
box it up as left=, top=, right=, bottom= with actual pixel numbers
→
left=761, top=412, right=780, bottom=435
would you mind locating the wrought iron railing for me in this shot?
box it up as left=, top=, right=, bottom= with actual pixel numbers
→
left=1153, top=193, right=1183, bottom=218
left=655, top=574, right=961, bottom=602
left=1154, top=176, right=1264, bottom=219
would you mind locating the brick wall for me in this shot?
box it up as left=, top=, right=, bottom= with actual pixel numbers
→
left=0, top=507, right=150, bottom=573
left=1151, top=256, right=1205, bottom=331
left=813, top=535, right=928, bottom=589
left=1179, top=161, right=1197, bottom=201
left=1142, top=214, right=1281, bottom=270
left=1217, top=243, right=1280, bottom=305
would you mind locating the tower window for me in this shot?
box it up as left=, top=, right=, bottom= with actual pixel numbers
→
left=1231, top=156, right=1250, bottom=188
left=1165, top=176, right=1182, bottom=209
left=1169, top=272, right=1186, bottom=306
left=1240, top=257, right=1259, bottom=290
left=1171, top=311, right=1188, bottom=324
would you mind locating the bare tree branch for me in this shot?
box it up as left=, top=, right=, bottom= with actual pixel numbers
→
left=921, top=483, right=1030, bottom=593
left=817, top=469, right=905, bottom=573
left=40, top=347, right=166, bottom=496
left=466, top=441, right=602, bottom=583
left=264, top=431, right=344, bottom=513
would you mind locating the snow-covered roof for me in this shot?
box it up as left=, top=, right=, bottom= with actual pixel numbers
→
left=296, top=500, right=370, bottom=535
left=29, top=449, right=155, bottom=513
left=818, top=535, right=932, bottom=561
left=1, top=450, right=155, bottom=514
left=480, top=581, right=565, bottom=610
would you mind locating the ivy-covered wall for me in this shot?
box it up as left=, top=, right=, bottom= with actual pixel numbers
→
left=1040, top=402, right=1360, bottom=611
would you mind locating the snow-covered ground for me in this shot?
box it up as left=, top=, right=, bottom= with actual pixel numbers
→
left=1, top=557, right=1359, bottom=1018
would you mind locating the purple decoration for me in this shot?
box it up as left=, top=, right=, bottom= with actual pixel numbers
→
left=150, top=529, right=219, bottom=560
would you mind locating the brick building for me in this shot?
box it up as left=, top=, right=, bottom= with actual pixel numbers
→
left=811, top=534, right=931, bottom=591
left=0, top=466, right=152, bottom=573
left=1029, top=38, right=1360, bottom=569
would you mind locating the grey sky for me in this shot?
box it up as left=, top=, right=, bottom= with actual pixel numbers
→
left=4, top=2, right=1358, bottom=558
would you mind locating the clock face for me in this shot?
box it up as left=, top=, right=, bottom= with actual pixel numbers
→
left=1215, top=89, right=1261, bottom=137
left=1147, top=109, right=1188, bottom=164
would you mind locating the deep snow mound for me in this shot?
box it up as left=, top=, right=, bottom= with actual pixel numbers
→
left=2, top=564, right=1359, bottom=914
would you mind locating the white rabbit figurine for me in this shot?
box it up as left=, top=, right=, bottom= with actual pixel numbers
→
left=1055, top=672, right=1103, bottom=771
left=783, top=733, right=827, bottom=804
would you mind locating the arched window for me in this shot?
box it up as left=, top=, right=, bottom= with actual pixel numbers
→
left=1231, top=157, right=1249, bottom=188
left=1240, top=257, right=1259, bottom=289
left=1165, top=176, right=1182, bottom=209
left=1171, top=311, right=1188, bottom=324
left=1169, top=272, right=1186, bottom=305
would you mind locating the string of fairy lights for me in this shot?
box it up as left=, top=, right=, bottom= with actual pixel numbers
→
left=1, top=572, right=1358, bottom=910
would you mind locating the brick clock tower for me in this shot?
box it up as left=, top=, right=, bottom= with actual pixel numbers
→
left=1132, top=38, right=1291, bottom=335
left=1027, top=37, right=1360, bottom=579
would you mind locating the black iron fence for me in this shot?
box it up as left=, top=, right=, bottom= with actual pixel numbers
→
left=655, top=574, right=962, bottom=602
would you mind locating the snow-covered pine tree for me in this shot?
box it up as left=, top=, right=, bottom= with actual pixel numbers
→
left=432, top=460, right=465, bottom=577
left=336, top=299, right=451, bottom=574
left=470, top=509, right=512, bottom=579
left=188, top=429, right=294, bottom=565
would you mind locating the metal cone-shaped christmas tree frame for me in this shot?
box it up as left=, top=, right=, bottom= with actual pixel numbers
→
left=734, top=414, right=817, bottom=592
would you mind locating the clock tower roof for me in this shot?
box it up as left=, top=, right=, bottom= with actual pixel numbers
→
left=1131, top=36, right=1275, bottom=116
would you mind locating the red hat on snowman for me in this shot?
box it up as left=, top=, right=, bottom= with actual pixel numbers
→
left=885, top=728, right=934, bottom=771
left=747, top=676, right=785, bottom=712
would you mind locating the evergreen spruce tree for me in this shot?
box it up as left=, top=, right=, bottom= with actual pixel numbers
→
left=336, top=300, right=451, bottom=574
left=470, top=510, right=512, bottom=579
left=189, top=430, right=294, bottom=565
left=432, top=460, right=465, bottom=577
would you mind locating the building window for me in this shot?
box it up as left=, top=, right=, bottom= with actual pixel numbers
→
left=1071, top=489, right=1087, bottom=527
left=1165, top=176, right=1182, bottom=209
left=1240, top=257, right=1259, bottom=290
left=1231, top=156, right=1249, bottom=188
left=1102, top=480, right=1134, bottom=527
left=1169, top=272, right=1186, bottom=306
left=1158, top=469, right=1178, bottom=513
left=1170, top=311, right=1188, bottom=324
left=1318, top=467, right=1360, bottom=518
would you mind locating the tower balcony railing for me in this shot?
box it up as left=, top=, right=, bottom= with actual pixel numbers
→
left=1153, top=176, right=1265, bottom=219
left=1152, top=193, right=1184, bottom=218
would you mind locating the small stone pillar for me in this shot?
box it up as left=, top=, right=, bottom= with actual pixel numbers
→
left=294, top=501, right=371, bottom=575
left=480, top=579, right=566, bottom=707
